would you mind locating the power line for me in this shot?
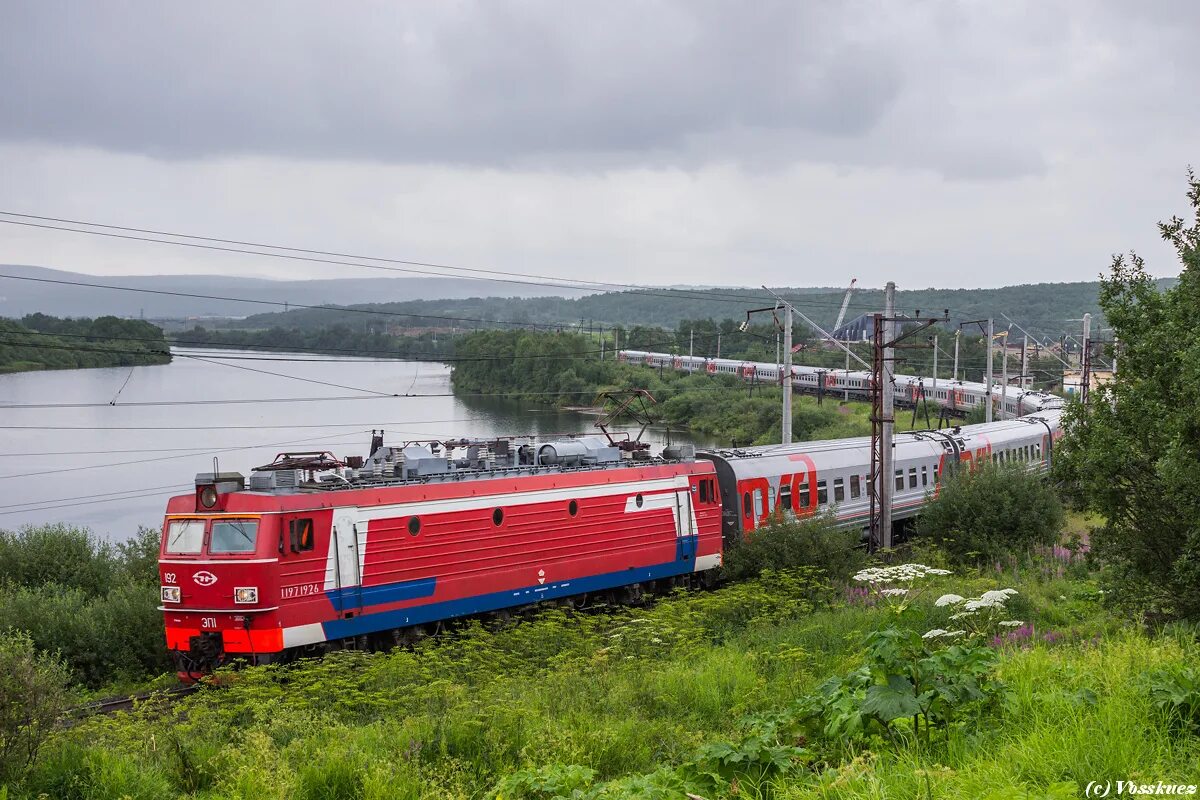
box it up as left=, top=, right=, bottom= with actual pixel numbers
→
left=0, top=486, right=193, bottom=517
left=0, top=213, right=913, bottom=315
left=0, top=429, right=371, bottom=481
left=0, top=417, right=490, bottom=431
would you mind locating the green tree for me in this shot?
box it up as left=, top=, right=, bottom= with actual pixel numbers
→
left=0, top=630, right=74, bottom=785
left=1055, top=171, right=1200, bottom=620
left=916, top=462, right=1063, bottom=564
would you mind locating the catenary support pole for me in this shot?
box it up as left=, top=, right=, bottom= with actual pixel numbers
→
left=844, top=347, right=850, bottom=402
left=1020, top=334, right=1028, bottom=389
left=1000, top=333, right=1008, bottom=419
left=953, top=330, right=960, bottom=382
left=782, top=303, right=793, bottom=444
left=881, top=282, right=896, bottom=550
left=985, top=318, right=994, bottom=424
left=932, top=335, right=938, bottom=400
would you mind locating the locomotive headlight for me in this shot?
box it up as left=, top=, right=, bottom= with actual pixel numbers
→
left=161, top=586, right=181, bottom=603
left=199, top=485, right=219, bottom=509
left=234, top=586, right=259, bottom=604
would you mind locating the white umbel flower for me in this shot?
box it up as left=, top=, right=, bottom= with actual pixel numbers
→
left=852, top=564, right=953, bottom=584
left=923, top=629, right=950, bottom=639
left=935, top=594, right=965, bottom=607
left=998, top=620, right=1025, bottom=628
left=880, top=588, right=909, bottom=597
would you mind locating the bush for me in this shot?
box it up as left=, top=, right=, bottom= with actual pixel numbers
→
left=0, top=583, right=168, bottom=689
left=722, top=512, right=866, bottom=582
left=915, top=462, right=1064, bottom=564
left=0, top=524, right=168, bottom=688
left=0, top=524, right=118, bottom=596
left=0, top=630, right=74, bottom=785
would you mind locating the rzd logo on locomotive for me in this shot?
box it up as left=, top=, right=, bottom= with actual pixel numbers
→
left=192, top=570, right=218, bottom=587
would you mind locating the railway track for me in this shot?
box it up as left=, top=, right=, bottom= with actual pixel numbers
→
left=67, top=684, right=201, bottom=721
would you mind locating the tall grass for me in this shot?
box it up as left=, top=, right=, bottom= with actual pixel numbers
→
left=10, top=551, right=1196, bottom=799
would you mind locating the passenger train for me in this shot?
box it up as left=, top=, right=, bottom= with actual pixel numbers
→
left=158, top=357, right=1063, bottom=676
left=618, top=350, right=1063, bottom=420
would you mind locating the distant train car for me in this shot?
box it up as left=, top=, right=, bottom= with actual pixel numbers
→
left=621, top=350, right=1064, bottom=419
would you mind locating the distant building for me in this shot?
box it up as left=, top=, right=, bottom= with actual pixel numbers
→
left=829, top=312, right=918, bottom=343
left=1063, top=369, right=1113, bottom=396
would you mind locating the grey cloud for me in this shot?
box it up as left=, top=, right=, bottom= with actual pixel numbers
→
left=0, top=1, right=903, bottom=165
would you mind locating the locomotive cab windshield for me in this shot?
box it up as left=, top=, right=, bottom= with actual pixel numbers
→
left=163, top=517, right=263, bottom=557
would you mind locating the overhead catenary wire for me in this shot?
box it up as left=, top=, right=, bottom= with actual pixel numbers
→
left=0, top=429, right=374, bottom=481
left=0, top=212, right=913, bottom=314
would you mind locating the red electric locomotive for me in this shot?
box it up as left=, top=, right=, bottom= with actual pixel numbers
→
left=158, top=435, right=723, bottom=675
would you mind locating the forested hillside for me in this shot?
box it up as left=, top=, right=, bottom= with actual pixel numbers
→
left=198, top=279, right=1176, bottom=340
left=0, top=314, right=171, bottom=373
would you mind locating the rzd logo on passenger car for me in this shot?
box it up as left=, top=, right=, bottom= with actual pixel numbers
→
left=193, top=570, right=218, bottom=587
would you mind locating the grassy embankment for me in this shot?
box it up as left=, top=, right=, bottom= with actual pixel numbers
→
left=0, top=314, right=171, bottom=373
left=11, top=534, right=1198, bottom=799
left=451, top=330, right=932, bottom=446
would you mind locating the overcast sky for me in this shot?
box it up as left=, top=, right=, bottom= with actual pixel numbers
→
left=0, top=1, right=1195, bottom=290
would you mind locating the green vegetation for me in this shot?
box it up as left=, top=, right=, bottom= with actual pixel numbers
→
left=0, top=314, right=170, bottom=373
left=172, top=325, right=454, bottom=361
left=0, top=631, right=73, bottom=787
left=916, top=462, right=1065, bottom=565
left=1056, top=172, right=1200, bottom=622
left=5, top=536, right=1196, bottom=799
left=206, top=280, right=1148, bottom=346
left=451, top=329, right=934, bottom=445
left=0, top=525, right=169, bottom=690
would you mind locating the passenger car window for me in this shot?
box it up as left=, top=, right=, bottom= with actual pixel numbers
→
left=833, top=478, right=844, bottom=503
left=798, top=480, right=810, bottom=508
left=817, top=480, right=828, bottom=506
left=166, top=519, right=204, bottom=554
left=895, top=470, right=904, bottom=491
left=908, top=468, right=917, bottom=489
left=210, top=520, right=259, bottom=554
left=850, top=475, right=861, bottom=499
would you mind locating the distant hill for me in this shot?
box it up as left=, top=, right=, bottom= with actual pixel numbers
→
left=0, top=264, right=1178, bottom=341
left=0, top=264, right=579, bottom=319
left=209, top=278, right=1178, bottom=342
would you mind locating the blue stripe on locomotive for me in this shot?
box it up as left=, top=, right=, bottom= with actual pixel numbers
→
left=320, top=554, right=696, bottom=641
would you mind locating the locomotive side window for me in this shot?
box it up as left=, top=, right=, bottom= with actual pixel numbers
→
left=698, top=481, right=708, bottom=503
left=289, top=518, right=315, bottom=553
left=493, top=508, right=505, bottom=526
left=408, top=516, right=421, bottom=536
left=569, top=499, right=579, bottom=516
left=743, top=492, right=752, bottom=517
left=210, top=520, right=259, bottom=554
left=166, top=519, right=204, bottom=554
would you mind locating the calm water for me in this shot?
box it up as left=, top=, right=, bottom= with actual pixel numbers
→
left=0, top=349, right=706, bottom=540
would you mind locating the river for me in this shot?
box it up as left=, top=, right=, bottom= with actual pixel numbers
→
left=0, top=349, right=707, bottom=539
